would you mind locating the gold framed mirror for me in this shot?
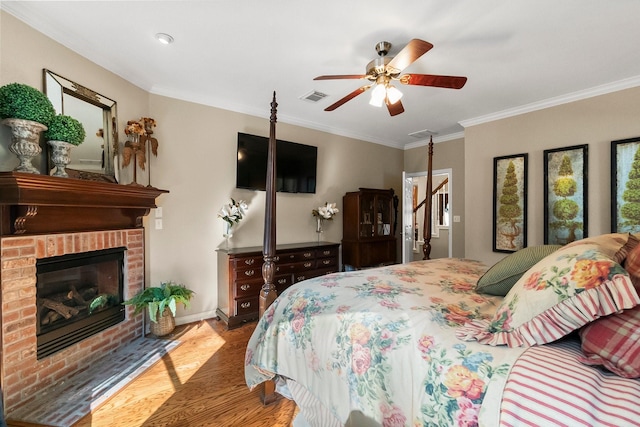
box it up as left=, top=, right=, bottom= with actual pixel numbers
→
left=43, top=69, right=118, bottom=182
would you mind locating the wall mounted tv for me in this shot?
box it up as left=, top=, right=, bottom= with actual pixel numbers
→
left=236, top=132, right=317, bottom=194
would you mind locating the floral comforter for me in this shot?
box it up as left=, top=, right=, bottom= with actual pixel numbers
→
left=245, top=258, right=527, bottom=427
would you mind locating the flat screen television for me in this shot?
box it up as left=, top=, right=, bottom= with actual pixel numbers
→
left=236, top=132, right=317, bottom=193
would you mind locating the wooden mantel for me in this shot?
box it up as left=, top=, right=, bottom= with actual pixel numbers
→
left=0, top=172, right=168, bottom=236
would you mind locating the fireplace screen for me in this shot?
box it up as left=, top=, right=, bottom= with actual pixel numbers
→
left=36, top=247, right=125, bottom=359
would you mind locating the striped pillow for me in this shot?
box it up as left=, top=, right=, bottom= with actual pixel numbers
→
left=579, top=305, right=640, bottom=378
left=476, top=245, right=562, bottom=296
left=458, top=243, right=640, bottom=347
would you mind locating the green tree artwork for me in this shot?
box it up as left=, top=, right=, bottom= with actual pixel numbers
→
left=620, top=144, right=640, bottom=231
left=495, top=157, right=525, bottom=251
left=545, top=146, right=586, bottom=245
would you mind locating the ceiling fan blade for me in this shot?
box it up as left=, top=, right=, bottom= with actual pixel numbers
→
left=324, top=85, right=371, bottom=111
left=314, top=75, right=366, bottom=80
left=386, top=98, right=404, bottom=116
left=387, top=39, right=434, bottom=73
left=399, top=74, right=467, bottom=89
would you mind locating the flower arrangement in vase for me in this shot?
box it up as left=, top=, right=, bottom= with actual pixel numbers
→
left=312, top=202, right=339, bottom=238
left=218, top=198, right=248, bottom=245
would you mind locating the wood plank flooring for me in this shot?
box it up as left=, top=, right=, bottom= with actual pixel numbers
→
left=9, top=318, right=297, bottom=427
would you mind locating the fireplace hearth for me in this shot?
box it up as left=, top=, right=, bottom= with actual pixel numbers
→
left=36, top=247, right=126, bottom=358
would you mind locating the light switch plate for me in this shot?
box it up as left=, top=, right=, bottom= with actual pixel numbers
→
left=155, top=207, right=163, bottom=218
left=155, top=219, right=163, bottom=229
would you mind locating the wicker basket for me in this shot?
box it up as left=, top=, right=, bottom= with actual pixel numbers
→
left=149, top=307, right=175, bottom=337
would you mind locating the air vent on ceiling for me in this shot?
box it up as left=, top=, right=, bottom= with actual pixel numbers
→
left=408, top=129, right=438, bottom=139
left=300, top=90, right=329, bottom=103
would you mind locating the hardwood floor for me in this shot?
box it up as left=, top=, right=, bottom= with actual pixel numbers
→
left=11, top=319, right=297, bottom=427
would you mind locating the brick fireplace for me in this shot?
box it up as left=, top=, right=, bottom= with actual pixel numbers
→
left=0, top=172, right=167, bottom=416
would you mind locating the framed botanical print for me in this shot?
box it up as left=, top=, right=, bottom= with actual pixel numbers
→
left=611, top=137, right=640, bottom=233
left=544, top=144, right=588, bottom=245
left=493, top=153, right=528, bottom=252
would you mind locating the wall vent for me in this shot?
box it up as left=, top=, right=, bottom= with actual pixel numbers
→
left=300, top=90, right=329, bottom=103
left=408, top=129, right=438, bottom=139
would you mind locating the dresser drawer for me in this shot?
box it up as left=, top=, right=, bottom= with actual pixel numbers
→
left=278, top=249, right=315, bottom=263
left=233, top=255, right=263, bottom=269
left=234, top=296, right=258, bottom=316
left=234, top=264, right=282, bottom=281
left=316, top=257, right=337, bottom=269
left=233, top=279, right=262, bottom=298
left=316, top=246, right=339, bottom=259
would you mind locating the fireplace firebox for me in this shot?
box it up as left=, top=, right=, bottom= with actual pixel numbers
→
left=36, top=247, right=126, bottom=359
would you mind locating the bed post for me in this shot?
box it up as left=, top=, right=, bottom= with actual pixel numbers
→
left=422, top=135, right=433, bottom=260
left=259, top=91, right=278, bottom=405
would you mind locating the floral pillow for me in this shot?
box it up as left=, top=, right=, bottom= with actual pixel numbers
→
left=457, top=243, right=640, bottom=347
left=578, top=305, right=640, bottom=378
left=564, top=233, right=638, bottom=264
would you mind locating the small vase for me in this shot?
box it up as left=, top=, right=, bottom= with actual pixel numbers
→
left=316, top=217, right=323, bottom=242
left=3, top=118, right=47, bottom=174
left=223, top=221, right=234, bottom=249
left=48, top=140, right=75, bottom=177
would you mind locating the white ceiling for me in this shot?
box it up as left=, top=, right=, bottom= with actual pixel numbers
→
left=3, top=0, right=640, bottom=149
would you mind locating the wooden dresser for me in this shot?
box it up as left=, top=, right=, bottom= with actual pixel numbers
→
left=216, top=241, right=340, bottom=328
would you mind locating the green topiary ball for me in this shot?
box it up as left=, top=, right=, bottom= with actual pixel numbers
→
left=45, top=114, right=86, bottom=145
left=0, top=82, right=56, bottom=125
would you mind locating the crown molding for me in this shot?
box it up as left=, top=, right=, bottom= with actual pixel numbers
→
left=460, top=76, right=640, bottom=128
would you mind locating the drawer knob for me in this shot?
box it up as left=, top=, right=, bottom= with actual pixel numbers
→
left=304, top=252, right=312, bottom=258
left=240, top=302, right=251, bottom=309
left=244, top=270, right=255, bottom=276
left=323, top=260, right=331, bottom=265
left=304, top=262, right=312, bottom=268
left=274, top=256, right=280, bottom=262
left=240, top=284, right=250, bottom=291
left=244, top=259, right=255, bottom=265
left=323, top=250, right=331, bottom=255
left=297, top=275, right=306, bottom=281
left=278, top=278, right=287, bottom=284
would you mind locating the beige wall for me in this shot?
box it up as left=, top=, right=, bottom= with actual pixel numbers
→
left=147, top=94, right=403, bottom=321
left=1, top=11, right=404, bottom=324
left=465, top=87, right=640, bottom=266
left=404, top=137, right=465, bottom=258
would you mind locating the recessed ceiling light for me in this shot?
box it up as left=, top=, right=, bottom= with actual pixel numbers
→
left=155, top=33, right=174, bottom=45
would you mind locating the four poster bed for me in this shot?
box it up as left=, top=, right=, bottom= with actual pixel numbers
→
left=245, top=94, right=640, bottom=426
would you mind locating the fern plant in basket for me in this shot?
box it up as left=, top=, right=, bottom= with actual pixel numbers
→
left=123, top=281, right=194, bottom=336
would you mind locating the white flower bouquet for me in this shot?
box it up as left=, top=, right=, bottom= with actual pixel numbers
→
left=218, top=198, right=248, bottom=226
left=312, top=202, right=339, bottom=220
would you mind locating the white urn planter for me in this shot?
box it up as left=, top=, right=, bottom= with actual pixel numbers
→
left=47, top=140, right=75, bottom=177
left=2, top=118, right=47, bottom=174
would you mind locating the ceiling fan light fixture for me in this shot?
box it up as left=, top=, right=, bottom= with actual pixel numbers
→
left=386, top=85, right=403, bottom=104
left=369, top=84, right=386, bottom=107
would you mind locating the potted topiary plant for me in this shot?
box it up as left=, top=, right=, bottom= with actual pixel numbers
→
left=0, top=82, right=56, bottom=173
left=123, top=281, right=194, bottom=336
left=44, top=114, right=86, bottom=177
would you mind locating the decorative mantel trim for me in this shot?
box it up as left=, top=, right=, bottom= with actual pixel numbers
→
left=0, top=172, right=168, bottom=236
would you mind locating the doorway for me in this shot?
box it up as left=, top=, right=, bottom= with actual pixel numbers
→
left=402, top=169, right=452, bottom=263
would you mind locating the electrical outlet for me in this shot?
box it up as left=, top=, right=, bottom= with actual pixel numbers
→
left=453, top=215, right=461, bottom=223
left=155, top=219, right=163, bottom=229
left=155, top=207, right=163, bottom=218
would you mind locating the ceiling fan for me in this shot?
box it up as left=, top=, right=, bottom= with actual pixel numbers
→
left=314, top=39, right=467, bottom=116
